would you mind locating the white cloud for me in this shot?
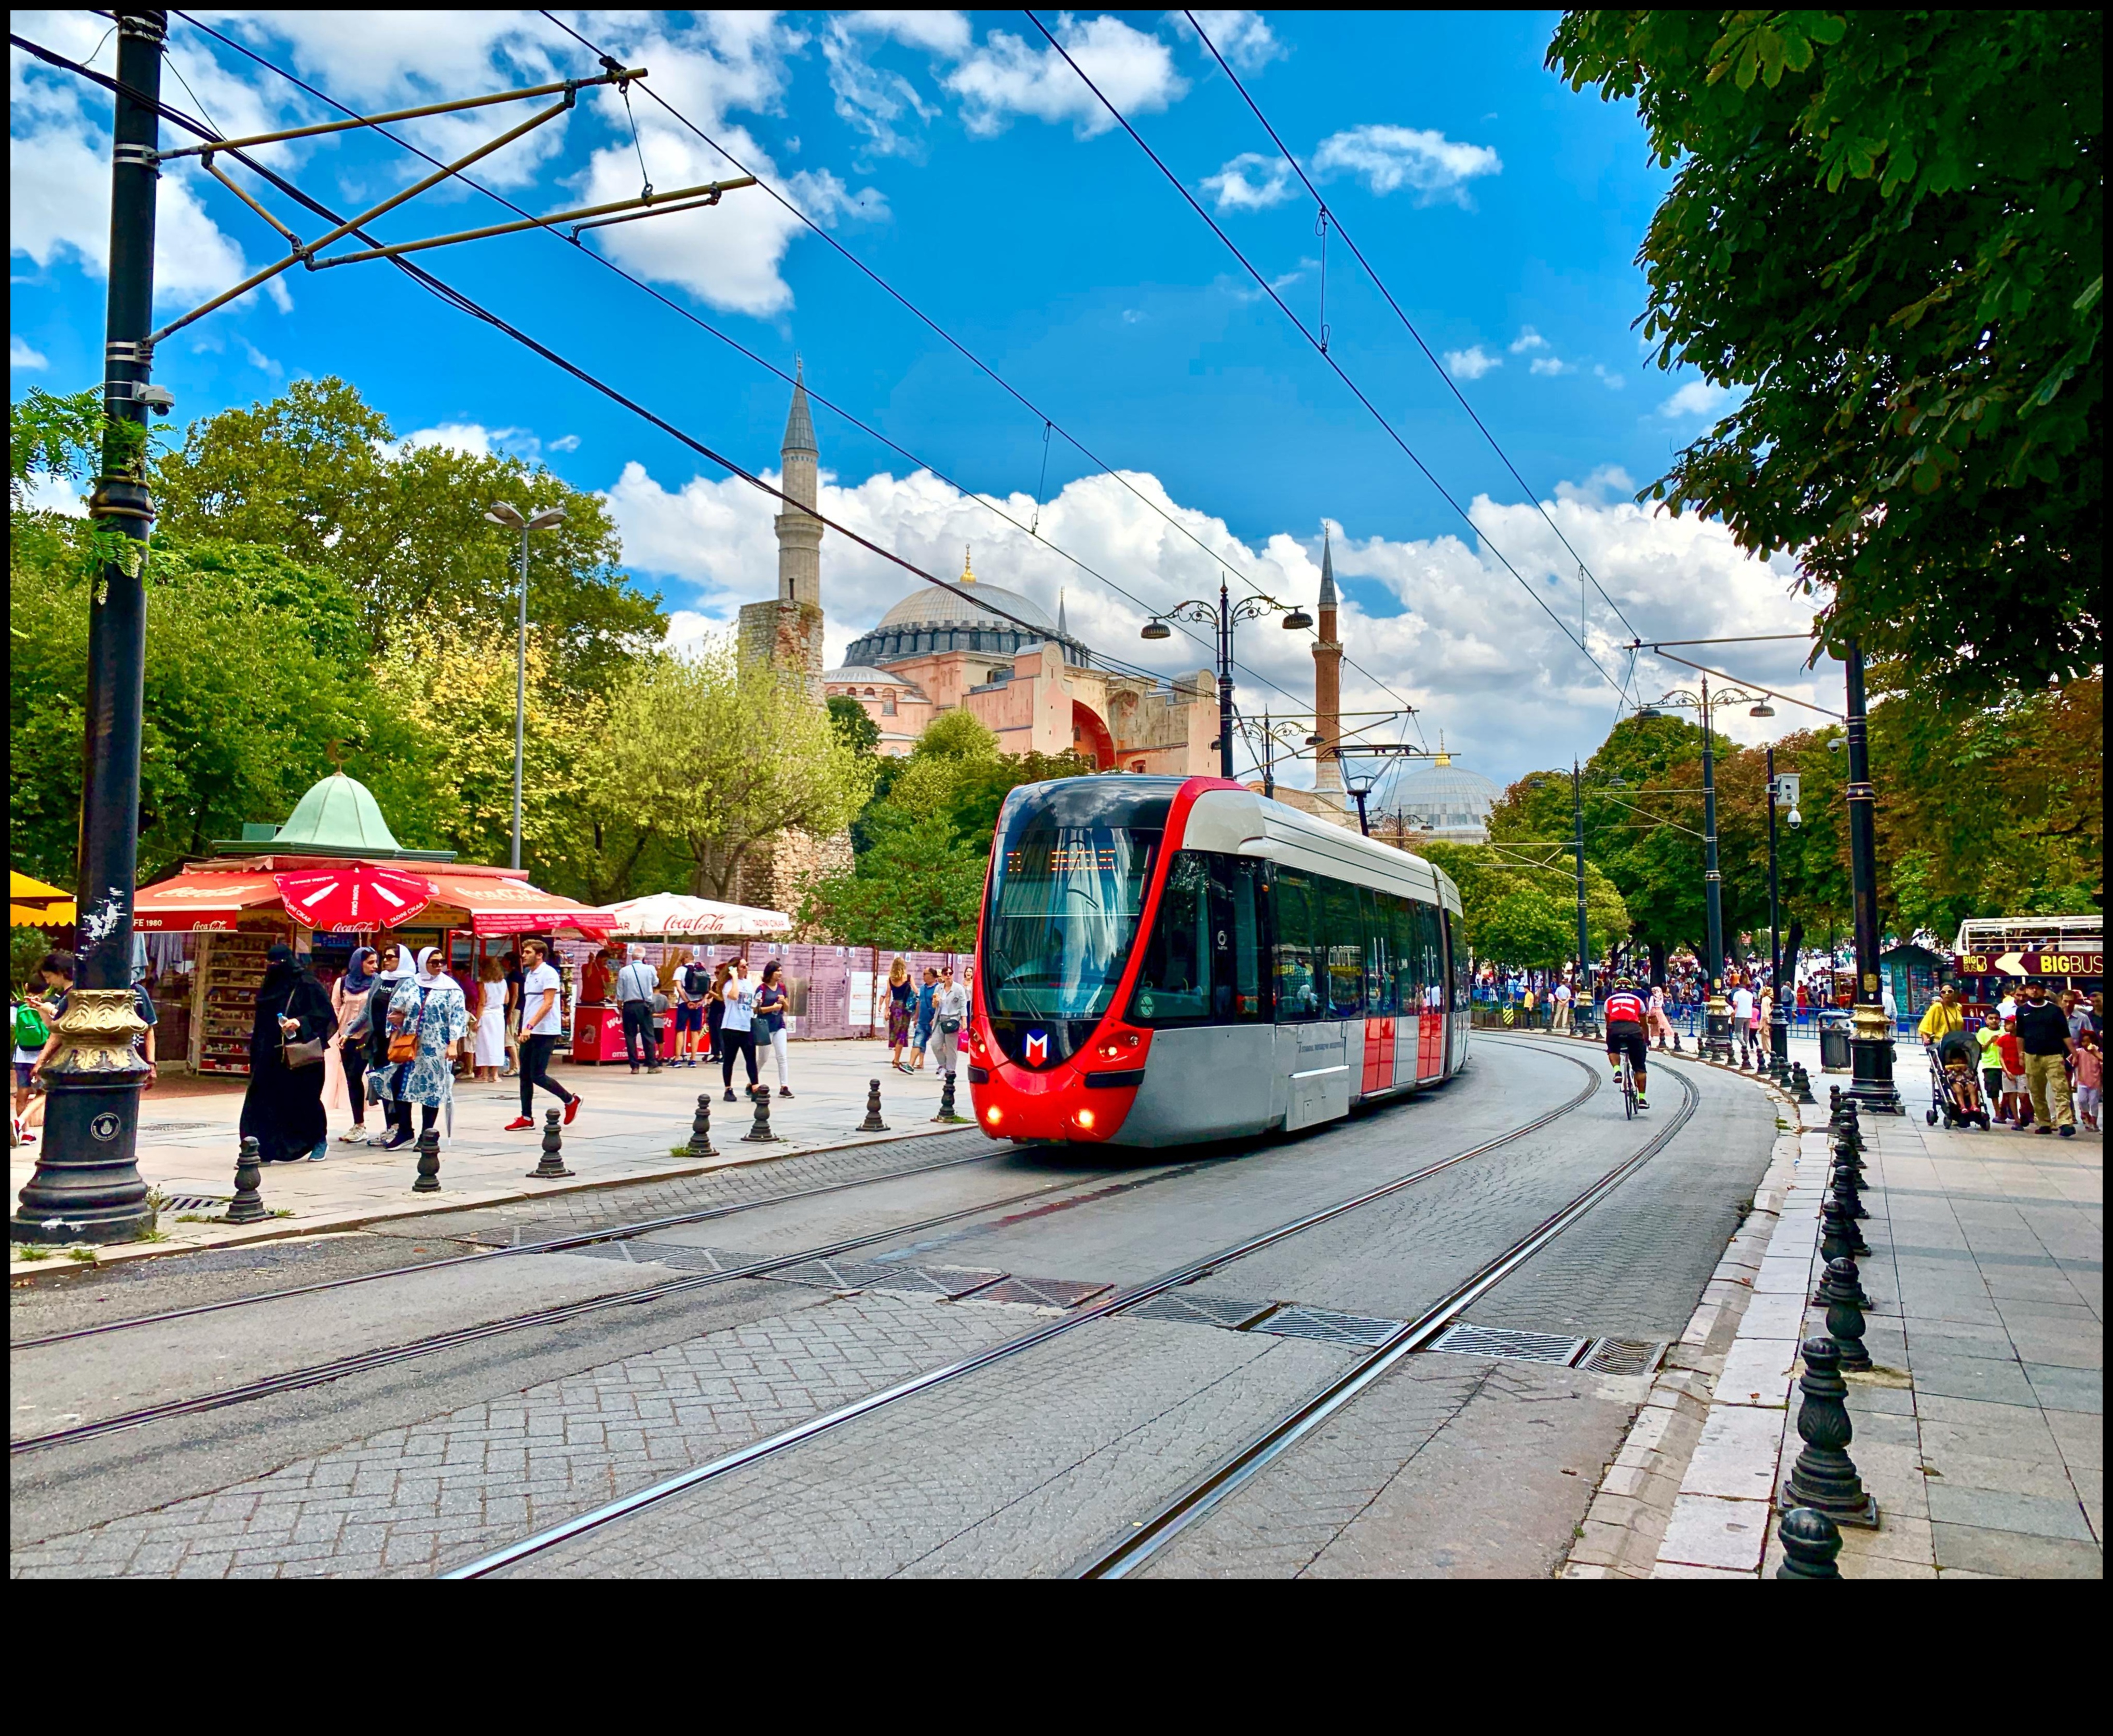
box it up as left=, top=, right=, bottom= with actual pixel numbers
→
left=602, top=455, right=1817, bottom=785
left=1444, top=346, right=1500, bottom=380
left=1202, top=151, right=1295, bottom=212
left=1311, top=125, right=1500, bottom=205
left=1509, top=327, right=1547, bottom=354
left=10, top=335, right=48, bottom=370
left=947, top=16, right=1187, bottom=139
left=403, top=422, right=494, bottom=458
left=1529, top=355, right=1573, bottom=377
left=846, top=12, right=973, bottom=57
left=1594, top=364, right=1625, bottom=390
left=241, top=340, right=283, bottom=377
left=1659, top=379, right=1733, bottom=419
left=1181, top=11, right=1285, bottom=72
left=548, top=433, right=581, bottom=453
left=825, top=16, right=942, bottom=157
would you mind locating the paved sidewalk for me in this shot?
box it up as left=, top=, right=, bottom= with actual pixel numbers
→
left=1570, top=1089, right=2101, bottom=1579
left=10, top=1041, right=972, bottom=1276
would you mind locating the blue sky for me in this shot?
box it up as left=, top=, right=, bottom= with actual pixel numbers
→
left=11, top=10, right=1819, bottom=794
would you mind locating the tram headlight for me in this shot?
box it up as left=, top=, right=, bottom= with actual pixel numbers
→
left=984, top=1105, right=1003, bottom=1127
left=1075, top=1108, right=1096, bottom=1129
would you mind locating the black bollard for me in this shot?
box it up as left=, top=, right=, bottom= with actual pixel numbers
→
left=1776, top=1507, right=1844, bottom=1579
left=528, top=1108, right=574, bottom=1179
left=1818, top=1256, right=1873, bottom=1372
left=1830, top=1156, right=1869, bottom=1220
left=1820, top=1188, right=1872, bottom=1261
left=1781, top=1337, right=1878, bottom=1525
left=224, top=1135, right=269, bottom=1225
left=742, top=1091, right=781, bottom=1143
left=858, top=1078, right=889, bottom=1133
left=932, top=1071, right=968, bottom=1124
left=412, top=1125, right=442, bottom=1193
left=1792, top=1062, right=1816, bottom=1106
left=687, top=1093, right=717, bottom=1158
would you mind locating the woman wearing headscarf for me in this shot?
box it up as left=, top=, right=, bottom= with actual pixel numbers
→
left=325, top=946, right=381, bottom=1143
left=239, top=944, right=334, bottom=1163
left=362, top=945, right=413, bottom=1147
left=383, top=946, right=469, bottom=1150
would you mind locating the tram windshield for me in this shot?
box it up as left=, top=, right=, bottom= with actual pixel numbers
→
left=982, top=779, right=1177, bottom=1022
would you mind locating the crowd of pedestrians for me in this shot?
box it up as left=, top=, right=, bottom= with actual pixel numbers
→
left=1926, top=978, right=2102, bottom=1137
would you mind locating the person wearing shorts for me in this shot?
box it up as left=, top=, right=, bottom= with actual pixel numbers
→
left=1975, top=1016, right=2006, bottom=1123
left=2071, top=1032, right=2102, bottom=1132
left=672, top=948, right=708, bottom=1066
left=1602, top=979, right=1651, bottom=1109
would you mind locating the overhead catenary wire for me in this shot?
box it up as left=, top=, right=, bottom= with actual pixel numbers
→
left=1181, top=9, right=1653, bottom=682
left=166, top=12, right=1323, bottom=720
left=535, top=8, right=1434, bottom=743
left=1027, top=10, right=1630, bottom=705
left=6, top=33, right=1199, bottom=703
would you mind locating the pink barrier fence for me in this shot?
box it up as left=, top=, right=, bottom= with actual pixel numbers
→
left=554, top=940, right=976, bottom=1040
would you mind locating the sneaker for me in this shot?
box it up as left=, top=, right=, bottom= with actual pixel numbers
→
left=1635, top=1096, right=1649, bottom=1110
left=2058, top=1124, right=2076, bottom=1138
left=630, top=1065, right=640, bottom=1075
left=339, top=1127, right=368, bottom=1142
left=380, top=1130, right=412, bottom=1152
left=2035, top=1125, right=2053, bottom=1136
left=724, top=1089, right=738, bottom=1103
left=308, top=1140, right=329, bottom=1162
left=505, top=1116, right=534, bottom=1132
left=563, top=1097, right=581, bottom=1125
left=778, top=1086, right=793, bottom=1098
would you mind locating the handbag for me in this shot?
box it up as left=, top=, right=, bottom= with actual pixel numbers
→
left=282, top=1030, right=326, bottom=1069
left=386, top=988, right=424, bottom=1064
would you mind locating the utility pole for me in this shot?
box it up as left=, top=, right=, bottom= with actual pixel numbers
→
left=1843, top=640, right=1902, bottom=1111
left=13, top=9, right=166, bottom=1245
left=1215, top=580, right=1236, bottom=779
left=1699, top=672, right=1732, bottom=1062
left=1766, top=745, right=1788, bottom=1082
left=1571, top=759, right=1591, bottom=1014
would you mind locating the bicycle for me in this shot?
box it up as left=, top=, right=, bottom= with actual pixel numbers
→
left=1617, top=1049, right=1639, bottom=1120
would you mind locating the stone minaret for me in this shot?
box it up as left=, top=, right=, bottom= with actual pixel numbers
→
left=737, top=362, right=826, bottom=698
left=1311, top=527, right=1344, bottom=795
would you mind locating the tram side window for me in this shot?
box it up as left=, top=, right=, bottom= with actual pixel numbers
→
left=1132, top=851, right=1212, bottom=1023
left=1271, top=867, right=1322, bottom=1022
left=1365, top=890, right=1397, bottom=1015
left=1323, top=877, right=1364, bottom=1018
left=1215, top=855, right=1266, bottom=1022
left=1446, top=910, right=1470, bottom=1008
left=1416, top=901, right=1446, bottom=1015
left=1393, top=895, right=1421, bottom=1015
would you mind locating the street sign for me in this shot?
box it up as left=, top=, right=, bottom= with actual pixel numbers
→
left=1770, top=773, right=1801, bottom=809
left=1955, top=949, right=2103, bottom=980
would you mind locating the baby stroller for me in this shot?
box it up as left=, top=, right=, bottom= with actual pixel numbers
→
left=1927, top=1044, right=1991, bottom=1129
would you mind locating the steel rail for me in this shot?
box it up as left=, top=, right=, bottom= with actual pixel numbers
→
left=10, top=1161, right=1191, bottom=1456
left=1075, top=1051, right=1703, bottom=1578
left=442, top=1055, right=1602, bottom=1578
left=12, top=1135, right=997, bottom=1352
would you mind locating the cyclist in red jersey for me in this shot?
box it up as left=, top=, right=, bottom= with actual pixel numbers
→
left=1603, top=977, right=1651, bottom=1108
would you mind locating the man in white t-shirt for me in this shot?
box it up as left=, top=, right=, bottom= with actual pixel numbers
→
left=506, top=938, right=580, bottom=1131
left=1552, top=980, right=1574, bottom=1034
left=1731, top=982, right=1757, bottom=1067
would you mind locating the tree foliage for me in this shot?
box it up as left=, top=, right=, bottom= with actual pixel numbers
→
left=1549, top=10, right=2102, bottom=694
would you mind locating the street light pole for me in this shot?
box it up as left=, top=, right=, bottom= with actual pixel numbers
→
left=1571, top=759, right=1591, bottom=1013
left=12, top=9, right=166, bottom=1246
left=1843, top=639, right=1902, bottom=1112
left=483, top=502, right=565, bottom=873
left=1766, top=745, right=1788, bottom=1083
left=1143, top=582, right=1309, bottom=781
left=1698, top=673, right=1733, bottom=1062
left=1216, top=580, right=1235, bottom=780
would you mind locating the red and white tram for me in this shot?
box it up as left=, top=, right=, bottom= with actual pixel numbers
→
left=966, top=775, right=1470, bottom=1147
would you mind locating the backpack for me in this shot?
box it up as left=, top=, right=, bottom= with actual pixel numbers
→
left=13, top=1001, right=50, bottom=1051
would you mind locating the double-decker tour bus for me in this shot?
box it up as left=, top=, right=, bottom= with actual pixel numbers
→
left=965, top=775, right=1469, bottom=1147
left=1950, top=916, right=2103, bottom=1016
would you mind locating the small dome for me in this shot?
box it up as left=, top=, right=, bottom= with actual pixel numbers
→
left=272, top=772, right=404, bottom=855
left=1393, top=763, right=1501, bottom=842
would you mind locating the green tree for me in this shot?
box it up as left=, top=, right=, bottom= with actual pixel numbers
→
left=797, top=808, right=988, bottom=950
left=1549, top=11, right=2102, bottom=695
left=153, top=376, right=665, bottom=695
left=826, top=694, right=881, bottom=756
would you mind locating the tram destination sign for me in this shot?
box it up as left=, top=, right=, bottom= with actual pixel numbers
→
left=1957, top=949, right=2103, bottom=979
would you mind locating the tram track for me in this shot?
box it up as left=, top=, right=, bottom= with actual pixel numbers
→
left=10, top=1133, right=999, bottom=1352
left=441, top=1049, right=1611, bottom=1578
left=1073, top=1051, right=1703, bottom=1578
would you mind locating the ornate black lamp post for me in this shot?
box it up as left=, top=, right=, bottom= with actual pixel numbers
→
left=1842, top=641, right=1903, bottom=1112
left=1143, top=582, right=1309, bottom=778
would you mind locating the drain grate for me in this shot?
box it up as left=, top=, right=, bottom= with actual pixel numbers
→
left=1577, top=1337, right=1666, bottom=1377
left=1427, top=1322, right=1589, bottom=1366
left=974, top=1276, right=1113, bottom=1309
left=157, top=1193, right=231, bottom=1215
left=1127, top=1291, right=1279, bottom=1332
left=1251, top=1306, right=1405, bottom=1349
left=858, top=1263, right=1008, bottom=1301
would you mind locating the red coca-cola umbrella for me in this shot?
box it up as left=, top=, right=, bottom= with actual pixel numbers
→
left=274, top=863, right=435, bottom=932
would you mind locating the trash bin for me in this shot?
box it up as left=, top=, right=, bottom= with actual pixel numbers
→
left=1818, top=1011, right=1851, bottom=1072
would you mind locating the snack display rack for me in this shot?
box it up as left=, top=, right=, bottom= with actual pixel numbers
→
left=191, top=930, right=279, bottom=1076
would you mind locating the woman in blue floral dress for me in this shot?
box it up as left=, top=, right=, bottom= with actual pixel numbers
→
left=379, top=946, right=468, bottom=1148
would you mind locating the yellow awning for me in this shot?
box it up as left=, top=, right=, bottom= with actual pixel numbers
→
left=11, top=869, right=76, bottom=927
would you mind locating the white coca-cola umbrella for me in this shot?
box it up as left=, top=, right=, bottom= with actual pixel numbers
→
left=597, top=893, right=792, bottom=939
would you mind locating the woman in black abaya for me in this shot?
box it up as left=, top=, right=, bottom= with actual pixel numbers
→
left=239, top=944, right=334, bottom=1162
